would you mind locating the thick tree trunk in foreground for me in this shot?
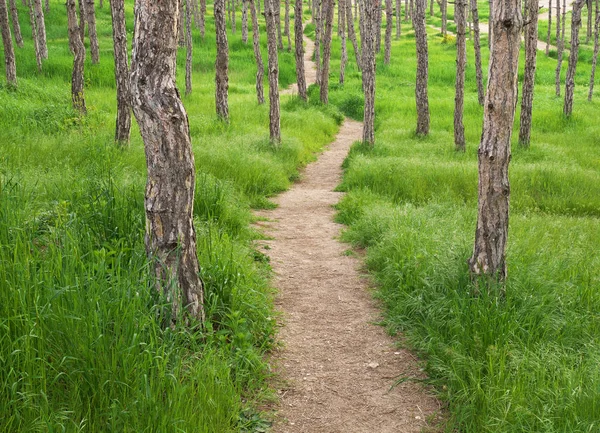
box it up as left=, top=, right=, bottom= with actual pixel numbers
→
left=250, top=0, right=265, bottom=103
left=346, top=0, right=361, bottom=69
left=215, top=0, right=229, bottom=120
left=546, top=0, right=551, bottom=55
left=242, top=0, right=248, bottom=43
left=470, top=0, right=484, bottom=105
left=33, top=0, right=47, bottom=59
left=454, top=0, right=466, bottom=151
left=340, top=0, right=348, bottom=83
left=130, top=0, right=204, bottom=325
left=0, top=0, right=17, bottom=86
left=320, top=0, right=334, bottom=103
left=27, top=0, right=42, bottom=71
left=414, top=0, right=429, bottom=135
left=564, top=0, right=585, bottom=117
left=384, top=0, right=392, bottom=63
left=185, top=0, right=193, bottom=96
left=519, top=0, right=539, bottom=146
left=85, top=0, right=99, bottom=64
left=294, top=0, right=307, bottom=99
left=67, top=0, right=86, bottom=114
left=588, top=0, right=600, bottom=100
left=362, top=0, right=377, bottom=145
left=265, top=0, right=281, bottom=142
left=469, top=0, right=522, bottom=282
left=8, top=0, right=23, bottom=48
left=110, top=0, right=131, bottom=144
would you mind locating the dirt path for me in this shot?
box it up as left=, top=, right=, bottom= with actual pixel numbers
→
left=255, top=37, right=440, bottom=432
left=281, top=38, right=318, bottom=96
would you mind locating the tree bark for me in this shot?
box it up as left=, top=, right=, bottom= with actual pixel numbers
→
left=78, top=0, right=85, bottom=42
left=468, top=0, right=522, bottom=282
left=215, top=0, right=230, bottom=120
left=470, top=0, right=484, bottom=105
left=265, top=0, right=281, bottom=142
left=178, top=0, right=185, bottom=47
left=519, top=0, right=539, bottom=146
left=396, top=0, right=401, bottom=37
left=376, top=0, right=382, bottom=53
left=587, top=0, right=592, bottom=43
left=384, top=0, right=392, bottom=63
left=242, top=0, right=248, bottom=43
left=404, top=0, right=408, bottom=20
left=546, top=0, right=551, bottom=55
left=250, top=0, right=265, bottom=103
left=231, top=0, right=237, bottom=34
left=85, top=0, right=99, bottom=64
left=454, top=0, right=466, bottom=150
left=588, top=0, right=599, bottom=100
left=555, top=0, right=566, bottom=95
left=27, top=0, right=42, bottom=71
left=32, top=0, right=46, bottom=59
left=110, top=0, right=131, bottom=144
left=441, top=0, right=447, bottom=36
left=362, top=0, right=377, bottom=145
left=0, top=0, right=16, bottom=86
left=315, top=0, right=322, bottom=84
left=347, top=0, right=361, bottom=69
left=200, top=0, right=206, bottom=37
left=277, top=0, right=283, bottom=49
left=130, top=0, right=204, bottom=325
left=340, top=0, right=348, bottom=82
left=414, top=0, right=429, bottom=135
left=294, top=0, right=307, bottom=99
left=564, top=0, right=585, bottom=117
left=7, top=0, right=23, bottom=48
left=185, top=0, right=193, bottom=96
left=285, top=0, right=291, bottom=50
left=430, top=0, right=434, bottom=15
left=66, top=0, right=86, bottom=114
left=320, top=0, right=334, bottom=103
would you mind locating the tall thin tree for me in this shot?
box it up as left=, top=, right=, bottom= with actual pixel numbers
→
left=384, top=0, right=392, bottom=63
left=265, top=0, right=281, bottom=142
left=320, top=0, right=334, bottom=103
left=110, top=0, right=131, bottom=144
left=284, top=0, right=291, bottom=51
left=294, top=0, right=307, bottom=99
left=27, top=0, right=42, bottom=71
left=454, top=0, right=466, bottom=151
left=215, top=0, right=229, bottom=119
left=200, top=0, right=206, bottom=37
left=519, top=0, right=539, bottom=146
left=66, top=0, right=86, bottom=114
left=414, top=0, right=429, bottom=135
left=185, top=0, right=193, bottom=96
left=346, top=0, right=361, bottom=69
left=7, top=0, right=23, bottom=48
left=396, top=0, right=401, bottom=38
left=242, top=0, right=248, bottom=43
left=470, top=0, right=484, bottom=105
left=564, top=0, right=585, bottom=117
left=0, top=0, right=17, bottom=86
left=250, top=0, right=265, bottom=103
left=33, top=0, right=47, bottom=59
left=555, top=0, right=566, bottom=96
left=340, top=0, right=348, bottom=83
left=588, top=0, right=600, bottom=100
left=85, top=0, right=99, bottom=63
left=362, top=0, right=377, bottom=144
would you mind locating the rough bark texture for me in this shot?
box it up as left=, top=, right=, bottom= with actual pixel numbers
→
left=250, top=0, right=265, bottom=103
left=471, top=0, right=484, bottom=105
left=414, top=0, right=429, bottom=135
left=294, top=0, right=307, bottom=98
left=231, top=0, right=236, bottom=34
left=277, top=0, right=283, bottom=49
left=468, top=0, right=522, bottom=282
left=384, top=0, right=392, bottom=63
left=85, top=0, right=99, bottom=64
left=376, top=0, right=382, bottom=53
left=320, top=0, right=334, bottom=103
left=564, top=0, right=585, bottom=117
left=130, top=0, right=204, bottom=325
left=67, top=0, right=86, bottom=114
left=396, top=0, right=401, bottom=37
left=27, top=0, right=42, bottom=71
left=215, top=0, right=229, bottom=120
left=555, top=0, right=565, bottom=95
left=587, top=0, right=592, bottom=42
left=8, top=0, right=23, bottom=48
left=519, top=0, right=539, bottom=146
left=0, top=0, right=16, bottom=86
left=242, top=0, right=248, bottom=43
left=285, top=0, right=291, bottom=50
left=340, top=0, right=348, bottom=83
left=488, top=0, right=492, bottom=46
left=110, top=0, right=131, bottom=143
left=441, top=0, right=447, bottom=36
left=314, top=0, right=322, bottom=84
left=200, top=0, right=206, bottom=37
left=589, top=0, right=599, bottom=100
left=454, top=0, right=466, bottom=150
left=362, top=0, right=377, bottom=145
left=78, top=0, right=85, bottom=42
left=185, top=0, right=193, bottom=96
left=33, top=0, right=47, bottom=59
left=346, top=0, right=361, bottom=69
left=265, top=0, right=281, bottom=143
left=546, top=0, right=551, bottom=55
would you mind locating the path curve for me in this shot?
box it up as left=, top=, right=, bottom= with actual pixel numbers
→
left=256, top=37, right=440, bottom=432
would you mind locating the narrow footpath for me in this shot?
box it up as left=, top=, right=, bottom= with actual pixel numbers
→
left=255, top=37, right=440, bottom=433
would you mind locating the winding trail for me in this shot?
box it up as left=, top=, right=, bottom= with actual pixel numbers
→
left=254, top=38, right=440, bottom=432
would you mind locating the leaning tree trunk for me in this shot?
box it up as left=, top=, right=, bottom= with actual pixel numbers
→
left=564, top=0, right=585, bottom=117
left=265, top=0, right=281, bottom=143
left=294, top=0, right=307, bottom=99
left=284, top=0, right=291, bottom=50
left=185, top=0, right=193, bottom=96
left=215, top=0, right=229, bottom=119
left=468, top=0, right=522, bottom=283
left=546, top=0, right=551, bottom=55
left=33, top=0, right=47, bottom=59
left=454, top=0, right=466, bottom=151
left=414, top=0, right=430, bottom=135
left=384, top=0, right=392, bottom=63
left=66, top=0, right=86, bottom=114
left=8, top=0, right=23, bottom=48
left=242, top=0, right=248, bottom=43
left=27, top=0, right=42, bottom=71
left=396, top=0, right=401, bottom=37
left=85, top=0, right=99, bottom=64
left=470, top=0, right=484, bottom=105
left=519, top=0, right=539, bottom=146
left=346, top=0, right=361, bottom=69
left=110, top=0, right=131, bottom=144
left=0, top=0, right=17, bottom=86
left=130, top=0, right=204, bottom=325
left=555, top=0, right=566, bottom=95
left=320, top=0, right=334, bottom=103
left=362, top=0, right=377, bottom=145
left=588, top=0, right=600, bottom=100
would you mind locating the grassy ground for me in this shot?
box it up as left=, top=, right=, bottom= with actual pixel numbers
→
left=0, top=2, right=340, bottom=432
left=324, top=11, right=600, bottom=433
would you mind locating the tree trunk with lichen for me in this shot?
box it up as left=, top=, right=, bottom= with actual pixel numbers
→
left=294, top=0, right=307, bottom=98
left=67, top=0, right=86, bottom=114
left=130, top=0, right=204, bottom=325
left=242, top=0, right=248, bottom=43
left=414, top=0, right=429, bottom=135
left=454, top=0, right=466, bottom=150
left=110, top=0, right=131, bottom=143
left=519, top=0, right=539, bottom=146
left=564, top=0, right=585, bottom=116
left=215, top=0, right=229, bottom=119
left=265, top=0, right=281, bottom=142
left=0, top=0, right=17, bottom=86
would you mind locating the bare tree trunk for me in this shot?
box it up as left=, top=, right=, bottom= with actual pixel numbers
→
left=488, top=0, right=492, bottom=47
left=110, top=0, right=131, bottom=144
left=340, top=0, right=348, bottom=82
left=242, top=0, right=248, bottom=43
left=85, top=0, right=99, bottom=64
left=277, top=0, right=283, bottom=49
left=470, top=0, right=484, bottom=105
left=285, top=0, right=291, bottom=50
left=200, top=0, right=206, bottom=37
left=564, top=0, right=585, bottom=117
left=78, top=0, right=85, bottom=42
left=44, top=0, right=48, bottom=11
left=396, top=0, right=401, bottom=37
left=587, top=0, right=592, bottom=43
left=191, top=0, right=201, bottom=29
left=7, top=0, right=23, bottom=48
left=320, top=0, right=334, bottom=103
left=179, top=0, right=185, bottom=47
left=362, top=0, right=377, bottom=145
left=294, top=0, right=307, bottom=99
left=589, top=0, right=600, bottom=100
left=33, top=0, right=47, bottom=59
left=409, top=0, right=413, bottom=20
left=67, top=0, right=86, bottom=114
left=265, top=0, right=281, bottom=142
left=185, top=0, right=193, bottom=96
left=454, top=0, right=466, bottom=151
left=384, top=0, right=392, bottom=63
left=519, top=0, right=539, bottom=146
left=0, top=0, right=17, bottom=86
left=27, top=0, right=42, bottom=71
left=232, top=0, right=237, bottom=34
left=546, top=0, right=552, bottom=55
left=414, top=0, right=429, bottom=135
left=430, top=0, right=433, bottom=15
left=315, top=0, right=322, bottom=84
left=347, top=0, right=361, bottom=68
left=555, top=0, right=566, bottom=95
left=404, top=0, right=408, bottom=20
left=215, top=0, right=229, bottom=119
left=441, top=0, right=447, bottom=36
left=376, top=0, right=382, bottom=52
left=130, top=0, right=204, bottom=325
left=469, top=0, right=522, bottom=283
left=250, top=0, right=265, bottom=103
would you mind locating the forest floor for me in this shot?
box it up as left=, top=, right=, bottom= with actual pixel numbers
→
left=254, top=38, right=441, bottom=432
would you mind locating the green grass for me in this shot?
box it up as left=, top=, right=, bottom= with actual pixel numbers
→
left=0, top=1, right=340, bottom=431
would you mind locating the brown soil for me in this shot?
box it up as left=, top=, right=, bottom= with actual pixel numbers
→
left=254, top=37, right=441, bottom=433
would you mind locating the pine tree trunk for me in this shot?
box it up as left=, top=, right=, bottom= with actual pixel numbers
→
left=555, top=0, right=565, bottom=95
left=130, top=0, right=204, bottom=326
left=277, top=0, right=283, bottom=49
left=519, top=0, right=539, bottom=146
left=546, top=0, right=551, bottom=55
left=185, top=0, right=193, bottom=96
left=414, top=0, right=429, bottom=135
left=315, top=0, right=322, bottom=84
left=232, top=0, right=237, bottom=34
left=179, top=0, right=185, bottom=47
left=8, top=0, right=23, bottom=48
left=215, top=0, right=229, bottom=119
left=110, top=0, right=131, bottom=144
left=242, top=0, right=248, bottom=43
left=320, top=0, right=334, bottom=103
left=384, top=0, right=392, bottom=63
left=404, top=0, right=408, bottom=20
left=587, top=0, right=592, bottom=43
left=454, top=0, right=466, bottom=151
left=347, top=0, right=361, bottom=68
left=470, top=0, right=484, bottom=105
left=285, top=0, right=291, bottom=50
left=250, top=0, right=265, bottom=103
left=588, top=0, right=599, bottom=100
left=33, top=0, right=47, bottom=59
left=396, top=0, right=401, bottom=37
left=44, top=0, right=48, bottom=11
left=27, top=0, right=42, bottom=71
left=564, top=0, right=585, bottom=117
left=430, top=0, right=433, bottom=15
left=362, top=0, right=377, bottom=145
left=340, top=0, right=348, bottom=82
left=441, top=0, right=447, bottom=36
left=469, top=0, right=522, bottom=283
left=78, top=0, right=85, bottom=42
left=67, top=0, right=86, bottom=114
left=0, top=0, right=17, bottom=86
left=200, top=0, right=206, bottom=37
left=376, top=0, right=382, bottom=52
left=294, top=0, right=307, bottom=99
left=265, top=0, right=281, bottom=142
left=487, top=0, right=492, bottom=47
left=85, top=0, right=99, bottom=64
left=191, top=0, right=201, bottom=29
